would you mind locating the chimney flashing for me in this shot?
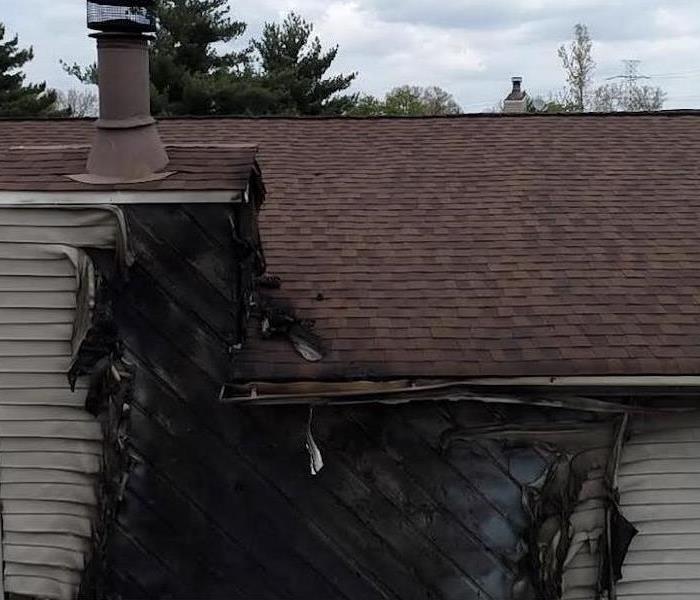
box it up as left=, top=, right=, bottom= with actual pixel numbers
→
left=68, top=170, right=176, bottom=186
left=96, top=116, right=157, bottom=129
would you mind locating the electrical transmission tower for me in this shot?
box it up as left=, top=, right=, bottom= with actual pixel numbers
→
left=606, top=60, right=651, bottom=84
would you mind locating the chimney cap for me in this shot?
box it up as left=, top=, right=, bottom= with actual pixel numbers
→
left=87, top=0, right=157, bottom=34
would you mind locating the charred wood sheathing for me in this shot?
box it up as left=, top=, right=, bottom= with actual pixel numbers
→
left=224, top=381, right=655, bottom=600
left=73, top=262, right=134, bottom=600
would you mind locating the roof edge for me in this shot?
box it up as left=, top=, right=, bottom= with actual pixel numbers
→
left=0, top=190, right=243, bottom=205
left=1, top=109, right=700, bottom=124
left=221, top=375, right=700, bottom=406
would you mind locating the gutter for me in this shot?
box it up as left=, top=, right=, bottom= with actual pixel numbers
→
left=457, top=375, right=700, bottom=387
left=220, top=377, right=700, bottom=411
left=0, top=190, right=243, bottom=205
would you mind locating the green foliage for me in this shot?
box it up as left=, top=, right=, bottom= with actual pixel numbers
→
left=176, top=70, right=279, bottom=115
left=63, top=0, right=261, bottom=115
left=349, top=85, right=461, bottom=116
left=63, top=6, right=354, bottom=116
left=150, top=0, right=252, bottom=114
left=348, top=94, right=385, bottom=116
left=59, top=60, right=98, bottom=86
left=251, top=12, right=357, bottom=115
left=0, top=23, right=63, bottom=117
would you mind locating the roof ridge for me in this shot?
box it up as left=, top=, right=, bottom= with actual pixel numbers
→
left=1, top=109, right=700, bottom=124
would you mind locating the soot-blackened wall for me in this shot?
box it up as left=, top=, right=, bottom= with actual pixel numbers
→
left=92, top=202, right=554, bottom=600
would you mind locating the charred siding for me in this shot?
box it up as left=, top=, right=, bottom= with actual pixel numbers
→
left=97, top=203, right=549, bottom=600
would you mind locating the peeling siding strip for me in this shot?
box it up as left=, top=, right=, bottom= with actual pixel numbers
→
left=0, top=207, right=120, bottom=600
left=561, top=471, right=607, bottom=599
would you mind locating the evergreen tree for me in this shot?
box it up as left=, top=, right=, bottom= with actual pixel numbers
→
left=150, top=0, right=254, bottom=114
left=252, top=12, right=357, bottom=115
left=0, top=23, right=61, bottom=117
left=63, top=0, right=273, bottom=115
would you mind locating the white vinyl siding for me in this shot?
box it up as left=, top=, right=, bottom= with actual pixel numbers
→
left=617, top=413, right=700, bottom=598
left=0, top=207, right=119, bottom=600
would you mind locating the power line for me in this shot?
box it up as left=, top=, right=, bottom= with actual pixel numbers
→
left=605, top=59, right=651, bottom=82
left=646, top=68, right=700, bottom=78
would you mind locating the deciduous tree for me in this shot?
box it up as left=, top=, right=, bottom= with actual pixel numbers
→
left=349, top=86, right=461, bottom=116
left=592, top=60, right=666, bottom=112
left=56, top=88, right=98, bottom=117
left=538, top=26, right=667, bottom=113
left=557, top=23, right=595, bottom=111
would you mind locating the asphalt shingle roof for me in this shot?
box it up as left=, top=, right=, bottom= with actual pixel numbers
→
left=1, top=113, right=700, bottom=381
left=0, top=143, right=257, bottom=191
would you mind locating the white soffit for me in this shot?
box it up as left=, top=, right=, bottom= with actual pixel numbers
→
left=0, top=190, right=243, bottom=205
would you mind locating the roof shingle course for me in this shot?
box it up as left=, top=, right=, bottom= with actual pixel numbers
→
left=0, top=143, right=257, bottom=191
left=1, top=113, right=699, bottom=380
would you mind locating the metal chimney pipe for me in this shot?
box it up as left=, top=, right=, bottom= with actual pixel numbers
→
left=84, top=31, right=169, bottom=182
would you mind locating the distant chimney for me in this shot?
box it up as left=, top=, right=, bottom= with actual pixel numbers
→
left=78, top=1, right=169, bottom=183
left=503, top=77, right=528, bottom=114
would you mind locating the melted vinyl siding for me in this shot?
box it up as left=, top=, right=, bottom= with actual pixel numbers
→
left=561, top=471, right=606, bottom=600
left=617, top=413, right=700, bottom=598
left=0, top=208, right=118, bottom=600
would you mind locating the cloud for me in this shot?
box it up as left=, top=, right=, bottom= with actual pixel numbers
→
left=2, top=0, right=699, bottom=111
left=313, top=2, right=484, bottom=93
left=3, top=0, right=95, bottom=90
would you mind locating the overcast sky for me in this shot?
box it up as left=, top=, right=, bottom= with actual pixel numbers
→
left=3, top=0, right=700, bottom=111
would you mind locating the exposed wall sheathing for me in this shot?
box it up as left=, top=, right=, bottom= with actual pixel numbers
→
left=88, top=203, right=561, bottom=600
left=0, top=208, right=118, bottom=599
